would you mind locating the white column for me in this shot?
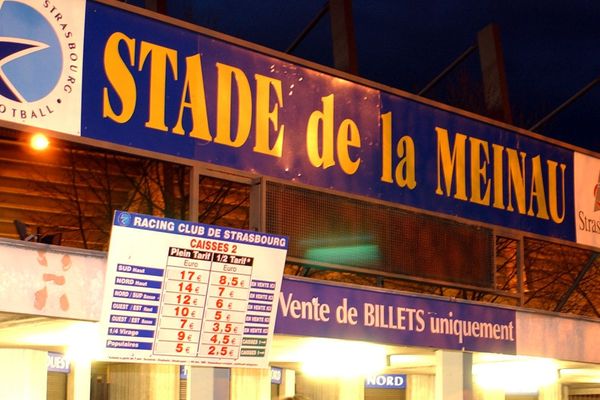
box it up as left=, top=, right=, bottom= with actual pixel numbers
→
left=187, top=367, right=230, bottom=400
left=230, top=367, right=271, bottom=400
left=279, top=368, right=296, bottom=399
left=0, top=348, right=47, bottom=399
left=435, top=350, right=472, bottom=400
left=67, top=358, right=91, bottom=400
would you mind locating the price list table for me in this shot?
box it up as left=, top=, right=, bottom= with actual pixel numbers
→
left=102, top=211, right=288, bottom=368
left=153, top=247, right=253, bottom=360
left=105, top=264, right=164, bottom=352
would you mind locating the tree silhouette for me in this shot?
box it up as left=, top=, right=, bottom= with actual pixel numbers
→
left=27, top=140, right=248, bottom=250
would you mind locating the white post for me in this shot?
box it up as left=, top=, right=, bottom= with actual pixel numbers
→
left=187, top=367, right=230, bottom=400
left=435, top=350, right=472, bottom=400
left=230, top=367, right=271, bottom=400
left=67, top=357, right=92, bottom=400
left=0, top=349, right=47, bottom=399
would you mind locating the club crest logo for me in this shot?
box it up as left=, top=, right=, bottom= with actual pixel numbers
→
left=117, top=212, right=132, bottom=227
left=0, top=0, right=84, bottom=133
left=594, top=172, right=600, bottom=212
left=574, top=153, right=600, bottom=247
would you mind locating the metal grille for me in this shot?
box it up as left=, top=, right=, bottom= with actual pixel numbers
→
left=0, top=129, right=191, bottom=250
left=47, top=372, right=67, bottom=400
left=266, top=182, right=494, bottom=287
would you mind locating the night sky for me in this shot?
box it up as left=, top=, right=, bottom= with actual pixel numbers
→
left=145, top=0, right=599, bottom=152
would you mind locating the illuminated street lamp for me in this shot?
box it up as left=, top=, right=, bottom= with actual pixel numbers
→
left=30, top=133, right=49, bottom=151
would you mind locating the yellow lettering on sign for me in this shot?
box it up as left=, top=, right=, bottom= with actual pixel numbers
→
left=492, top=143, right=505, bottom=210
left=395, top=136, right=416, bottom=189
left=337, top=118, right=361, bottom=175
left=380, top=112, right=394, bottom=183
left=103, top=32, right=136, bottom=123
left=306, top=94, right=335, bottom=169
left=528, top=155, right=549, bottom=219
left=469, top=137, right=490, bottom=206
left=434, top=126, right=567, bottom=224
left=435, top=127, right=467, bottom=200
left=215, top=63, right=252, bottom=148
left=506, top=148, right=526, bottom=214
left=138, top=41, right=178, bottom=131
left=380, top=112, right=416, bottom=188
left=306, top=94, right=362, bottom=174
left=102, top=34, right=288, bottom=156
left=547, top=160, right=566, bottom=223
left=172, top=54, right=212, bottom=140
left=254, top=74, right=284, bottom=157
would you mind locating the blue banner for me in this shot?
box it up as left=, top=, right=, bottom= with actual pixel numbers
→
left=112, top=211, right=288, bottom=250
left=365, top=374, right=406, bottom=389
left=275, top=278, right=517, bottom=354
left=379, top=94, right=573, bottom=240
left=47, top=352, right=70, bottom=373
left=271, top=367, right=282, bottom=384
left=81, top=1, right=574, bottom=242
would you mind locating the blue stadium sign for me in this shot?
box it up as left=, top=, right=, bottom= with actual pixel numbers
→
left=2, top=0, right=597, bottom=245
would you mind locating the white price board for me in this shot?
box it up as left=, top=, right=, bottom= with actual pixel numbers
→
left=100, top=211, right=288, bottom=368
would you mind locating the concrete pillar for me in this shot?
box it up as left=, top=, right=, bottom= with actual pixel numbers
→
left=0, top=348, right=47, bottom=399
left=477, top=23, right=512, bottom=123
left=230, top=367, right=271, bottom=400
left=108, top=363, right=179, bottom=400
left=187, top=367, right=230, bottom=400
left=407, top=374, right=435, bottom=400
left=329, top=0, right=358, bottom=74
left=67, top=357, right=91, bottom=400
left=435, top=350, right=472, bottom=400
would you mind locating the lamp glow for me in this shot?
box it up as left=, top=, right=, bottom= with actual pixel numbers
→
left=388, top=354, right=435, bottom=368
left=30, top=133, right=49, bottom=150
left=21, top=322, right=103, bottom=363
left=559, top=368, right=600, bottom=383
left=473, top=357, right=557, bottom=394
left=299, top=338, right=387, bottom=378
left=64, top=323, right=104, bottom=363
